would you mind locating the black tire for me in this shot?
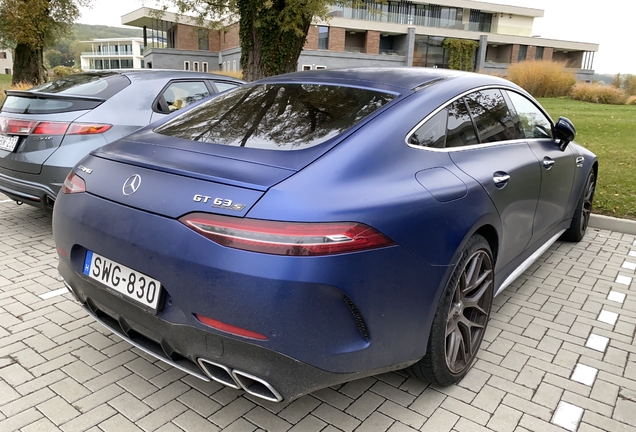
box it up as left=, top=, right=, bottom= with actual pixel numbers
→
left=407, top=234, right=494, bottom=385
left=561, top=170, right=595, bottom=242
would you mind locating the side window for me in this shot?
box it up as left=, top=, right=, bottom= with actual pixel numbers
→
left=464, top=89, right=517, bottom=143
left=505, top=91, right=552, bottom=139
left=161, top=81, right=210, bottom=112
left=409, top=109, right=447, bottom=148
left=446, top=99, right=478, bottom=148
left=214, top=82, right=239, bottom=92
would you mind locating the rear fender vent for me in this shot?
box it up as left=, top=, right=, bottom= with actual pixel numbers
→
left=343, top=295, right=370, bottom=342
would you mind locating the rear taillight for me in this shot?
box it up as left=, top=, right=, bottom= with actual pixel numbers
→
left=0, top=118, right=37, bottom=135
left=61, top=171, right=86, bottom=194
left=32, top=122, right=69, bottom=135
left=0, top=116, right=111, bottom=136
left=67, top=123, right=111, bottom=135
left=179, top=213, right=396, bottom=256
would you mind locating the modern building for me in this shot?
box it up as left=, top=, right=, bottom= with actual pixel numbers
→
left=79, top=38, right=145, bottom=71
left=121, top=1, right=598, bottom=79
left=0, top=48, right=13, bottom=75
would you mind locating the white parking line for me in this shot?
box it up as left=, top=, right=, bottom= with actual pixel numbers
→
left=622, top=261, right=636, bottom=271
left=607, top=291, right=626, bottom=303
left=0, top=200, right=12, bottom=203
left=552, top=401, right=584, bottom=432
left=38, top=287, right=69, bottom=300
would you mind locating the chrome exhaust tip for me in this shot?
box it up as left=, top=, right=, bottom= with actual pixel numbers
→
left=197, top=359, right=241, bottom=389
left=232, top=370, right=283, bottom=403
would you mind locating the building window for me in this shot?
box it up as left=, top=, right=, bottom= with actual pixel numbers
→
left=468, top=10, right=492, bottom=32
left=315, top=65, right=326, bottom=70
left=198, top=29, right=209, bottom=51
left=203, top=62, right=208, bottom=72
left=302, top=65, right=312, bottom=71
left=184, top=61, right=190, bottom=71
left=4, top=68, right=10, bottom=75
left=318, top=26, right=329, bottom=50
left=535, top=46, right=544, bottom=60
left=233, top=60, right=236, bottom=71
left=518, top=45, right=527, bottom=62
left=413, top=35, right=448, bottom=68
left=0, top=52, right=6, bottom=59
left=194, top=62, right=199, bottom=72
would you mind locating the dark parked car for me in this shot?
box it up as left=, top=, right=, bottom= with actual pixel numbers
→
left=53, top=68, right=597, bottom=402
left=0, top=70, right=243, bottom=209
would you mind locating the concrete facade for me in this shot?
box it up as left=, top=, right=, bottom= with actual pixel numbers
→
left=80, top=38, right=145, bottom=71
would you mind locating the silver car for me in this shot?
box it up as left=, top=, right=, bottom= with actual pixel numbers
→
left=0, top=70, right=243, bottom=209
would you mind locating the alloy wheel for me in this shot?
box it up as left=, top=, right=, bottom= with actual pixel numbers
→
left=445, top=249, right=494, bottom=374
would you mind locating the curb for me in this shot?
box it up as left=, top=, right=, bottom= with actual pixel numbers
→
left=589, top=214, right=636, bottom=235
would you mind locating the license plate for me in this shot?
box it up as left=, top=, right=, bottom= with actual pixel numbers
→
left=83, top=251, right=162, bottom=311
left=0, top=135, right=18, bottom=152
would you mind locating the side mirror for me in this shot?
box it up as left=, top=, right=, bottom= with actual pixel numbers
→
left=554, top=117, right=576, bottom=151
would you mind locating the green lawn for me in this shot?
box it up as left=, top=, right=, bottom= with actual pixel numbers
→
left=0, top=74, right=11, bottom=84
left=538, top=98, right=636, bottom=220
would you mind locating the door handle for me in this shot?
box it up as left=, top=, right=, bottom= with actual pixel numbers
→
left=493, top=172, right=510, bottom=189
left=542, top=157, right=555, bottom=170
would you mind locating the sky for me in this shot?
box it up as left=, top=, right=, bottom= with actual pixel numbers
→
left=78, top=0, right=635, bottom=74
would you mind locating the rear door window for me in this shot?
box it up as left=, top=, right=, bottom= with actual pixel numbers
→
left=446, top=99, right=478, bottom=148
left=161, top=81, right=210, bottom=112
left=464, top=89, right=517, bottom=143
left=155, top=84, right=397, bottom=150
left=213, top=82, right=240, bottom=92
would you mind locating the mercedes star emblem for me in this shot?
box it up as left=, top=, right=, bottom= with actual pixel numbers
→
left=122, top=174, right=142, bottom=196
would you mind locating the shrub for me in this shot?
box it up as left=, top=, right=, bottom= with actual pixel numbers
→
left=506, top=60, right=576, bottom=97
left=627, top=95, right=636, bottom=105
left=52, top=66, right=82, bottom=78
left=570, top=83, right=628, bottom=105
left=626, top=75, right=636, bottom=95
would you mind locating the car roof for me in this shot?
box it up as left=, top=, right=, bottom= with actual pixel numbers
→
left=74, top=69, right=244, bottom=83
left=260, top=67, right=471, bottom=91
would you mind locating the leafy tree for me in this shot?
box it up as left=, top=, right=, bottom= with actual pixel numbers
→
left=45, top=49, right=63, bottom=67
left=150, top=0, right=336, bottom=81
left=0, top=0, right=90, bottom=85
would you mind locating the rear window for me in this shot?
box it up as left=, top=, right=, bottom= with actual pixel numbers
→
left=30, top=73, right=131, bottom=99
left=2, top=73, right=130, bottom=114
left=154, top=84, right=397, bottom=150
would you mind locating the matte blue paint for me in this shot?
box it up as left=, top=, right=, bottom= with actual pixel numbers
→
left=53, top=67, right=598, bottom=399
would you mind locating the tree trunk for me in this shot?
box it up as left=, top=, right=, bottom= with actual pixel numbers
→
left=12, top=43, right=44, bottom=86
left=238, top=0, right=312, bottom=81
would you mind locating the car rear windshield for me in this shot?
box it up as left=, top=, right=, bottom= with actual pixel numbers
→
left=154, top=84, right=397, bottom=150
left=1, top=73, right=131, bottom=114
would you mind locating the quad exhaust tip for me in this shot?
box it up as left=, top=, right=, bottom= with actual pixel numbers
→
left=197, top=358, right=283, bottom=402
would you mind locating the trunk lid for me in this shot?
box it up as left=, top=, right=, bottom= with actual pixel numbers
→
left=78, top=151, right=285, bottom=218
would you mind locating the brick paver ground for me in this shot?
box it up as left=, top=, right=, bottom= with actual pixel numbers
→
left=0, top=194, right=635, bottom=432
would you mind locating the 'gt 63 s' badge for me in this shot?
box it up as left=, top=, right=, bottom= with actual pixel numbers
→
left=193, top=194, right=246, bottom=211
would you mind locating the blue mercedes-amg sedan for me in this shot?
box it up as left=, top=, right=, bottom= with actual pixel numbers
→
left=53, top=68, right=597, bottom=402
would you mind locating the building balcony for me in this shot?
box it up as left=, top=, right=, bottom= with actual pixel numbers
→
left=81, top=52, right=136, bottom=57
left=330, top=7, right=492, bottom=33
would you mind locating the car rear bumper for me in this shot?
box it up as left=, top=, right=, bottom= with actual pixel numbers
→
left=0, top=166, right=69, bottom=209
left=60, top=269, right=416, bottom=402
left=53, top=191, right=449, bottom=400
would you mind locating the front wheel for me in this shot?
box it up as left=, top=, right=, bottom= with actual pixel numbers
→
left=407, top=234, right=494, bottom=385
left=561, top=170, right=595, bottom=242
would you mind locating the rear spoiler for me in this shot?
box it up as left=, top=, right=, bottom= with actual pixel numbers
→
left=4, top=90, right=105, bottom=103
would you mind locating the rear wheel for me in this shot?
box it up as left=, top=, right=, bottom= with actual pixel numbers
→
left=408, top=234, right=494, bottom=385
left=561, top=170, right=595, bottom=242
